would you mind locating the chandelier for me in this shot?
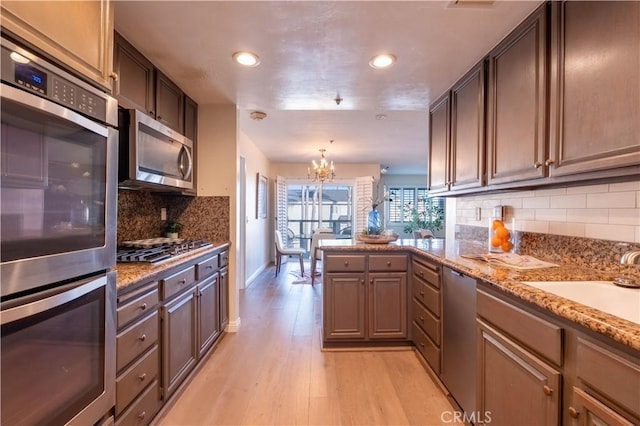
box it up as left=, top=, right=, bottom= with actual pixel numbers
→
left=308, top=148, right=335, bottom=182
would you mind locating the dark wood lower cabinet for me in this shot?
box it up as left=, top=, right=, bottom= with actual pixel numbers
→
left=569, top=387, right=634, bottom=426
left=197, top=274, right=220, bottom=357
left=161, top=288, right=198, bottom=399
left=477, top=320, right=561, bottom=426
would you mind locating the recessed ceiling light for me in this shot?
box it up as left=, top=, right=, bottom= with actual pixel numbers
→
left=232, top=51, right=260, bottom=67
left=375, top=114, right=387, bottom=120
left=369, top=53, right=396, bottom=69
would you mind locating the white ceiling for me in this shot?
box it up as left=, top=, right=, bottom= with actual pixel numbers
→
left=114, top=0, right=542, bottom=175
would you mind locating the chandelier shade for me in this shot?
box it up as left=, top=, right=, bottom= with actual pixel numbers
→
left=308, top=148, right=335, bottom=182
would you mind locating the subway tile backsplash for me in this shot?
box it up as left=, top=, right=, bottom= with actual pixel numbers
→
left=455, top=180, right=640, bottom=243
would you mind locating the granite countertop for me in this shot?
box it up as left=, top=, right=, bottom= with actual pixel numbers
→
left=319, top=238, right=640, bottom=351
left=115, top=241, right=230, bottom=292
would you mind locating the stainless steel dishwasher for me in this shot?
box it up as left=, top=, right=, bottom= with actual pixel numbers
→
left=441, top=266, right=477, bottom=417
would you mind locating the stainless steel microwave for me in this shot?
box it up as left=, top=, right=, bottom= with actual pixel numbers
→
left=118, top=108, right=194, bottom=192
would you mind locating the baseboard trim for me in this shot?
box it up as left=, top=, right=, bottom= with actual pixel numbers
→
left=225, top=317, right=241, bottom=333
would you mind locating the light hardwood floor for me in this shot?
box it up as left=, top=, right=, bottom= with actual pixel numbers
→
left=158, top=261, right=458, bottom=425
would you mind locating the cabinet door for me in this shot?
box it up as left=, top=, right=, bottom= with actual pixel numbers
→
left=368, top=273, right=407, bottom=339
left=450, top=60, right=486, bottom=192
left=427, top=92, right=451, bottom=194
left=477, top=320, right=561, bottom=426
left=569, top=387, right=635, bottom=426
left=323, top=273, right=366, bottom=340
left=113, top=32, right=155, bottom=115
left=1, top=0, right=114, bottom=90
left=548, top=2, right=640, bottom=177
left=155, top=71, right=184, bottom=133
left=161, top=289, right=197, bottom=398
left=197, top=275, right=220, bottom=358
left=487, top=4, right=548, bottom=185
left=219, top=267, right=229, bottom=330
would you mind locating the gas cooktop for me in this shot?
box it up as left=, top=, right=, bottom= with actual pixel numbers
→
left=117, top=238, right=212, bottom=264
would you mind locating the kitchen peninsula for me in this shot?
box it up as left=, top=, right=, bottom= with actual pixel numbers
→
left=319, top=237, right=640, bottom=425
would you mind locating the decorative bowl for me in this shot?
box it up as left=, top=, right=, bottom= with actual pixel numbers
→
left=355, top=233, right=399, bottom=244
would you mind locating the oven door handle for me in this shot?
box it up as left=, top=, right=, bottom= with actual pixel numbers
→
left=1, top=275, right=107, bottom=325
left=1, top=83, right=109, bottom=137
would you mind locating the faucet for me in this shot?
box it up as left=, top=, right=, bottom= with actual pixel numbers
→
left=620, top=250, right=640, bottom=265
left=615, top=250, right=640, bottom=288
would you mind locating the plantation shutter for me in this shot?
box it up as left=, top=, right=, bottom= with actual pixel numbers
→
left=354, top=176, right=373, bottom=235
left=275, top=176, right=288, bottom=246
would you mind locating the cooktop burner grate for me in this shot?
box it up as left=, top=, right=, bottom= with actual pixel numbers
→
left=117, top=238, right=212, bottom=264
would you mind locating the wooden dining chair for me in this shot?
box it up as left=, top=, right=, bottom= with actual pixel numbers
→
left=274, top=229, right=306, bottom=277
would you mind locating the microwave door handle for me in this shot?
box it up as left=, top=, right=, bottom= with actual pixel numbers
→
left=179, top=145, right=193, bottom=180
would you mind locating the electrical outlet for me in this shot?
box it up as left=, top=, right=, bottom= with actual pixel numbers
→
left=161, top=208, right=167, bottom=220
left=475, top=207, right=482, bottom=221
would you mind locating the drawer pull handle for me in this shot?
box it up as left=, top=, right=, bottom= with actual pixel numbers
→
left=179, top=279, right=186, bottom=285
left=138, top=373, right=147, bottom=381
left=137, top=411, right=146, bottom=420
left=139, top=303, right=147, bottom=311
left=533, top=161, right=542, bottom=169
left=545, top=158, right=555, bottom=167
left=139, top=334, right=147, bottom=342
left=542, top=385, right=553, bottom=396
left=420, top=342, right=425, bottom=348
left=386, top=261, right=391, bottom=266
left=420, top=316, right=425, bottom=323
left=206, top=265, right=213, bottom=269
left=344, top=261, right=349, bottom=266
left=360, top=279, right=364, bottom=285
left=419, top=271, right=424, bottom=277
left=568, top=407, right=579, bottom=419
left=370, top=279, right=373, bottom=285
left=419, top=291, right=425, bottom=296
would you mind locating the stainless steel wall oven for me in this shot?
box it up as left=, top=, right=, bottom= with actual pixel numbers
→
left=0, top=34, right=118, bottom=425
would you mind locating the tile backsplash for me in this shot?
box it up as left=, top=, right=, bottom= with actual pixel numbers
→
left=117, top=190, right=230, bottom=244
left=456, top=181, right=640, bottom=243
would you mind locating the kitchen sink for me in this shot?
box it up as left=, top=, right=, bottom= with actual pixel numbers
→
left=523, top=281, right=640, bottom=325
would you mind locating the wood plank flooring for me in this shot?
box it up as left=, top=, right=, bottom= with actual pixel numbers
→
left=157, top=261, right=458, bottom=425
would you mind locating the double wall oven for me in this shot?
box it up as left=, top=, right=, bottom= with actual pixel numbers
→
left=1, top=35, right=118, bottom=425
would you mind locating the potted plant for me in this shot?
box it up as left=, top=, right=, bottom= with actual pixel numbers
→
left=402, top=197, right=444, bottom=236
left=164, top=219, right=183, bottom=239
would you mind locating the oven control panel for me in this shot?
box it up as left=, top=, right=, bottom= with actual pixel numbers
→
left=0, top=38, right=109, bottom=123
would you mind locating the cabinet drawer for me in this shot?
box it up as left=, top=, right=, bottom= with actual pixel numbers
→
left=117, top=287, right=158, bottom=329
left=161, top=266, right=196, bottom=300
left=413, top=322, right=440, bottom=373
left=412, top=278, right=441, bottom=318
left=412, top=259, right=440, bottom=289
left=369, top=254, right=408, bottom=272
left=196, top=255, right=219, bottom=280
left=117, top=311, right=158, bottom=372
left=325, top=255, right=366, bottom=272
left=115, top=379, right=160, bottom=426
left=219, top=250, right=229, bottom=268
left=412, top=299, right=441, bottom=345
left=116, top=345, right=159, bottom=416
left=577, top=338, right=640, bottom=418
left=477, top=289, right=562, bottom=366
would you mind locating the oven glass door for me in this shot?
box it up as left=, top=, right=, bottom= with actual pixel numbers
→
left=0, top=90, right=108, bottom=263
left=1, top=275, right=114, bottom=425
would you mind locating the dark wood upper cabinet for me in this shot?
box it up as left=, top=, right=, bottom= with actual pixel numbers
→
left=113, top=32, right=155, bottom=115
left=548, top=1, right=640, bottom=177
left=114, top=31, right=191, bottom=137
left=450, top=60, right=486, bottom=191
left=487, top=3, right=548, bottom=186
left=156, top=71, right=184, bottom=134
left=427, top=92, right=451, bottom=194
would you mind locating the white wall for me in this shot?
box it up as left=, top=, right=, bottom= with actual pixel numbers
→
left=454, top=180, right=640, bottom=243
left=238, top=130, right=272, bottom=283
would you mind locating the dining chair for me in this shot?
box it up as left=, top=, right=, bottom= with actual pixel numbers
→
left=310, top=231, right=335, bottom=285
left=274, top=229, right=306, bottom=277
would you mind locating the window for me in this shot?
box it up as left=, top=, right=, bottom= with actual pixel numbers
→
left=387, top=187, right=444, bottom=225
